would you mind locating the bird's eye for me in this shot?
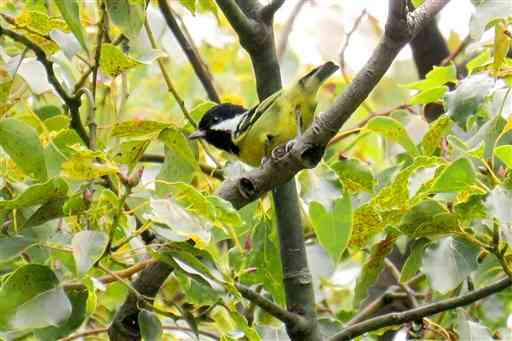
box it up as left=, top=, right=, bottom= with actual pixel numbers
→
left=213, top=116, right=220, bottom=122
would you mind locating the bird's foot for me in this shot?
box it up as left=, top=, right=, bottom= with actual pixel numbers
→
left=270, top=139, right=296, bottom=161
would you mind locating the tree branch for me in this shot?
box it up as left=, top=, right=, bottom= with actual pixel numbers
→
left=260, top=0, right=285, bottom=23
left=330, top=277, right=511, bottom=341
left=0, top=24, right=89, bottom=144
left=215, top=0, right=452, bottom=209
left=157, top=0, right=221, bottom=103
left=236, top=284, right=308, bottom=328
left=215, top=0, right=256, bottom=39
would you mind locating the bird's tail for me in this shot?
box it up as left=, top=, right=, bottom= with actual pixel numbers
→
left=300, top=61, right=339, bottom=90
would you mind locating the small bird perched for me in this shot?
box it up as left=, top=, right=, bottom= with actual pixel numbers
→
left=189, top=61, right=339, bottom=166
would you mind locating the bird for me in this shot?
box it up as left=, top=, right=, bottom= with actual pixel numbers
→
left=188, top=61, right=339, bottom=166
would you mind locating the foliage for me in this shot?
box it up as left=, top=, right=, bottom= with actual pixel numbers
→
left=0, top=0, right=510, bottom=340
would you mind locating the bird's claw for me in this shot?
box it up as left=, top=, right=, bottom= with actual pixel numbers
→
left=269, top=139, right=296, bottom=161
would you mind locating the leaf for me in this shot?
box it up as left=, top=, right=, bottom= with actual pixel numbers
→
left=445, top=74, right=494, bottom=129
left=298, top=163, right=343, bottom=210
left=494, top=22, right=511, bottom=71
left=431, top=158, right=476, bottom=193
left=146, top=198, right=211, bottom=243
left=494, top=145, right=512, bottom=169
left=354, top=235, right=396, bottom=307
left=111, top=120, right=170, bottom=138
left=403, top=64, right=457, bottom=90
left=457, top=309, right=494, bottom=341
left=399, top=199, right=459, bottom=238
left=106, top=0, right=146, bottom=41
left=366, top=116, right=419, bottom=156
left=469, top=0, right=512, bottom=39
left=331, top=158, right=376, bottom=193
left=179, top=0, right=196, bottom=13
left=0, top=118, right=47, bottom=181
left=309, top=192, right=352, bottom=263
left=110, top=139, right=150, bottom=170
left=0, top=264, right=70, bottom=331
left=485, top=186, right=512, bottom=227
left=35, top=287, right=88, bottom=341
left=0, top=237, right=34, bottom=262
left=400, top=238, right=429, bottom=282
left=11, top=287, right=72, bottom=331
left=156, top=128, right=198, bottom=192
left=61, top=154, right=119, bottom=181
left=349, top=203, right=383, bottom=248
left=138, top=310, right=162, bottom=341
left=99, top=43, right=142, bottom=77
left=422, top=237, right=479, bottom=294
left=54, top=0, right=88, bottom=52
left=72, top=231, right=109, bottom=276
left=409, top=86, right=448, bottom=105
left=420, top=114, right=453, bottom=156
left=207, top=195, right=242, bottom=227
left=0, top=178, right=68, bottom=209
left=241, top=217, right=285, bottom=306
left=467, top=50, right=492, bottom=75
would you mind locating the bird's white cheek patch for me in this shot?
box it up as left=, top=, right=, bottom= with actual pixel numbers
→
left=211, top=115, right=243, bottom=132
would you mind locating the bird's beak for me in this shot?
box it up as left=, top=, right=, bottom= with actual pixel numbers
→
left=188, top=130, right=207, bottom=140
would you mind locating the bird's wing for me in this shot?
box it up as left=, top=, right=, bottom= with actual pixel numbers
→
left=233, top=90, right=281, bottom=143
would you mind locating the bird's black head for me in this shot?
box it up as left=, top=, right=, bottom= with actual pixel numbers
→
left=188, top=103, right=247, bottom=155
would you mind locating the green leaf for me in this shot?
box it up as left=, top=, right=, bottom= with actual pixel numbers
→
left=179, top=0, right=196, bottom=13
left=403, top=64, right=457, bottom=90
left=399, top=199, right=459, bottom=238
left=0, top=237, right=34, bottom=262
left=445, top=74, right=494, bottom=129
left=422, top=237, right=479, bottom=293
left=309, top=193, right=352, bottom=263
left=138, top=310, right=162, bottom=341
left=207, top=195, right=242, bottom=227
left=431, top=158, right=476, bottom=193
left=485, top=186, right=512, bottom=229
left=111, top=120, right=170, bottom=138
left=241, top=217, right=285, bottom=306
left=298, top=163, right=343, bottom=209
left=99, top=43, right=143, bottom=77
left=105, top=0, right=145, bottom=41
left=354, top=235, right=396, bottom=307
left=0, top=178, right=68, bottom=209
left=409, top=86, right=448, bottom=105
left=110, top=139, right=150, bottom=171
left=35, top=287, right=88, bottom=341
left=0, top=118, right=47, bottom=181
left=0, top=264, right=71, bottom=331
left=494, top=145, right=512, bottom=169
left=466, top=50, right=492, bottom=75
left=400, top=238, right=429, bottom=282
left=72, top=231, right=109, bottom=276
left=420, top=114, right=453, bottom=156
left=331, top=158, right=376, bottom=193
left=156, top=128, right=198, bottom=193
left=366, top=116, right=419, bottom=156
left=54, top=0, right=88, bottom=52
left=60, top=148, right=119, bottom=181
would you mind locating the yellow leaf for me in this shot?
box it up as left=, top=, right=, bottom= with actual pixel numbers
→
left=99, top=43, right=142, bottom=78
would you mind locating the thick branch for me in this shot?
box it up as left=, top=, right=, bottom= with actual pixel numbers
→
left=215, top=0, right=256, bottom=38
left=0, top=25, right=89, bottom=144
left=330, top=277, right=511, bottom=341
left=158, top=0, right=220, bottom=103
left=215, top=0, right=451, bottom=209
left=260, top=0, right=285, bottom=23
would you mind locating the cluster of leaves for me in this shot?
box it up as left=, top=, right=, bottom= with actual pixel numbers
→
left=0, top=0, right=511, bottom=340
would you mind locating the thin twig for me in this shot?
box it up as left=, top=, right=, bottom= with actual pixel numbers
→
left=140, top=154, right=224, bottom=180
left=339, top=9, right=367, bottom=80
left=384, top=258, right=418, bottom=308
left=59, top=328, right=108, bottom=341
left=144, top=17, right=222, bottom=168
left=158, top=0, right=220, bottom=103
left=0, top=24, right=89, bottom=144
left=330, top=276, right=512, bottom=341
left=64, top=259, right=157, bottom=289
left=441, top=34, right=471, bottom=66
